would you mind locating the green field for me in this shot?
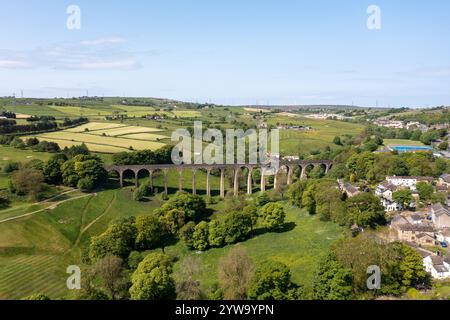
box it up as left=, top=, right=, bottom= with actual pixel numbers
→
left=0, top=145, right=53, bottom=164
left=25, top=123, right=168, bottom=153
left=383, top=139, right=425, bottom=146
left=266, top=116, right=364, bottom=156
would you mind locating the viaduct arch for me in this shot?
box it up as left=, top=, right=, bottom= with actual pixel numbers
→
left=105, top=160, right=333, bottom=197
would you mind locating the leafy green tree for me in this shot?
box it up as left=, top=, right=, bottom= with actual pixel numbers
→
left=129, top=253, right=176, bottom=300
left=178, top=221, right=196, bottom=248
left=26, top=137, right=40, bottom=147
left=313, top=253, right=353, bottom=300
left=128, top=251, right=145, bottom=270
left=434, top=157, right=448, bottom=176
left=326, top=163, right=348, bottom=179
left=247, top=260, right=303, bottom=300
left=159, top=208, right=185, bottom=236
left=346, top=151, right=375, bottom=181
left=77, top=176, right=95, bottom=191
left=398, top=245, right=430, bottom=289
left=89, top=217, right=137, bottom=260
left=420, top=131, right=439, bottom=145
left=363, top=140, right=379, bottom=152
left=192, top=221, right=210, bottom=251
left=346, top=193, right=386, bottom=228
left=133, top=181, right=152, bottom=201
left=223, top=211, right=253, bottom=244
left=301, top=187, right=316, bottom=215
left=43, top=154, right=67, bottom=184
left=61, top=154, right=107, bottom=191
left=242, top=204, right=259, bottom=230
left=154, top=191, right=207, bottom=223
left=416, top=182, right=434, bottom=202
left=287, top=180, right=309, bottom=207
left=393, top=189, right=413, bottom=209
left=255, top=192, right=270, bottom=207
left=2, top=161, right=20, bottom=173
left=390, top=157, right=409, bottom=176
left=135, top=214, right=166, bottom=250
left=208, top=220, right=226, bottom=247
left=259, top=203, right=286, bottom=230
left=0, top=191, right=9, bottom=209
left=314, top=181, right=344, bottom=222
left=406, top=154, right=434, bottom=176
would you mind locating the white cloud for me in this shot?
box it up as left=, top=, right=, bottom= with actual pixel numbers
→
left=0, top=59, right=31, bottom=68
left=80, top=37, right=127, bottom=46
left=68, top=59, right=139, bottom=70
left=0, top=37, right=141, bottom=71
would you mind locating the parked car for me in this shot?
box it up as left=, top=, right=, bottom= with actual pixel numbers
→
left=440, top=242, right=448, bottom=248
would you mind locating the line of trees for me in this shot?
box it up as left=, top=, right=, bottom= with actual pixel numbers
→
left=0, top=116, right=88, bottom=134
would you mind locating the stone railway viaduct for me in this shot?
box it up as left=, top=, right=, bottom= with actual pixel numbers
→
left=105, top=160, right=333, bottom=198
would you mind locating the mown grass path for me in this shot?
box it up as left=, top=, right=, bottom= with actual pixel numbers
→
left=72, top=192, right=116, bottom=248
left=0, top=191, right=93, bottom=224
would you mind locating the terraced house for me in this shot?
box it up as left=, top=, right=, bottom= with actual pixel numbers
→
left=430, top=203, right=450, bottom=230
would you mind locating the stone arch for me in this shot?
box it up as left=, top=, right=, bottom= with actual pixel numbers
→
left=136, top=168, right=151, bottom=188
left=303, top=163, right=315, bottom=179
left=232, top=165, right=249, bottom=196
left=107, top=168, right=121, bottom=187
left=275, top=165, right=289, bottom=191
left=120, top=168, right=138, bottom=187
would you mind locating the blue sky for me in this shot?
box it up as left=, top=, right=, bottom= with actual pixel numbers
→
left=0, top=0, right=449, bottom=107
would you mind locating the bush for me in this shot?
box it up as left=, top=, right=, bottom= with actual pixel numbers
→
left=26, top=137, right=39, bottom=147
left=33, top=141, right=61, bottom=153
left=77, top=176, right=95, bottom=191
left=178, top=221, right=196, bottom=248
left=9, top=137, right=25, bottom=149
left=22, top=293, right=50, bottom=300
left=10, top=168, right=45, bottom=200
left=133, top=181, right=151, bottom=201
left=223, top=212, right=252, bottom=245
left=2, top=161, right=20, bottom=173
left=248, top=260, right=303, bottom=300
left=260, top=202, right=286, bottom=230
left=255, top=192, right=271, bottom=207
left=129, top=252, right=176, bottom=300
left=24, top=159, right=44, bottom=171
left=192, top=221, right=210, bottom=251
left=0, top=191, right=10, bottom=208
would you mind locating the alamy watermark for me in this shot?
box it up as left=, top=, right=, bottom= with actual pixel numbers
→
left=66, top=5, right=81, bottom=30
left=367, top=265, right=381, bottom=290
left=367, top=5, right=381, bottom=30
left=171, top=121, right=280, bottom=175
left=66, top=265, right=81, bottom=290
